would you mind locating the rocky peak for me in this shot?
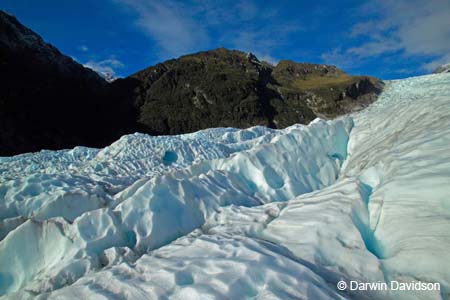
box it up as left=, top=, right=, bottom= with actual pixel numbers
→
left=0, top=10, right=42, bottom=49
left=433, top=63, right=450, bottom=74
left=0, top=10, right=105, bottom=82
left=0, top=10, right=110, bottom=156
left=246, top=52, right=261, bottom=65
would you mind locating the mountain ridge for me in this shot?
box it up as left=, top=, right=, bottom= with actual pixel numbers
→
left=112, top=47, right=383, bottom=135
left=0, top=10, right=383, bottom=156
left=0, top=10, right=111, bottom=156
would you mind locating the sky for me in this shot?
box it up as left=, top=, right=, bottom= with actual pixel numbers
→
left=2, top=0, right=450, bottom=80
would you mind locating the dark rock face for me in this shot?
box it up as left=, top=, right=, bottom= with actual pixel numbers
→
left=0, top=10, right=115, bottom=156
left=0, top=10, right=384, bottom=156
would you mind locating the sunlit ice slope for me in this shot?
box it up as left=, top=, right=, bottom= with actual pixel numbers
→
left=0, top=117, right=353, bottom=297
left=0, top=73, right=450, bottom=299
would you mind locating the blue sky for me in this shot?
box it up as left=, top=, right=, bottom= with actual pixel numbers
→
left=2, top=0, right=450, bottom=79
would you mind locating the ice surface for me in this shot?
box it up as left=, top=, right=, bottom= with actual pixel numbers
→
left=0, top=126, right=281, bottom=225
left=1, top=73, right=450, bottom=299
left=0, top=118, right=351, bottom=296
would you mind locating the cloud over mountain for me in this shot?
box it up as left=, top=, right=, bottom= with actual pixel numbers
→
left=322, top=0, right=450, bottom=72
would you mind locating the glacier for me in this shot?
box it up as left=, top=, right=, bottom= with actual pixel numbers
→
left=0, top=73, right=449, bottom=299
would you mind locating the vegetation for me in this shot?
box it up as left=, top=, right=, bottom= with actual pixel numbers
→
left=116, top=50, right=383, bottom=134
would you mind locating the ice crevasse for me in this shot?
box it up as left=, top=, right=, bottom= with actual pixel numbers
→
left=0, top=73, right=449, bottom=300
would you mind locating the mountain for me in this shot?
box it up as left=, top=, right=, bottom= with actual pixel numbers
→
left=0, top=10, right=116, bottom=156
left=1, top=72, right=449, bottom=299
left=115, top=48, right=383, bottom=135
left=0, top=10, right=383, bottom=156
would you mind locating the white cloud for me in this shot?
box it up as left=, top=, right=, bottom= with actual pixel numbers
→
left=114, top=0, right=300, bottom=63
left=324, top=0, right=450, bottom=72
left=114, top=0, right=209, bottom=58
left=257, top=54, right=278, bottom=65
left=78, top=45, right=89, bottom=52
left=422, top=53, right=450, bottom=72
left=320, top=47, right=356, bottom=69
left=83, top=57, right=125, bottom=81
left=223, top=22, right=300, bottom=64
left=347, top=39, right=402, bottom=57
